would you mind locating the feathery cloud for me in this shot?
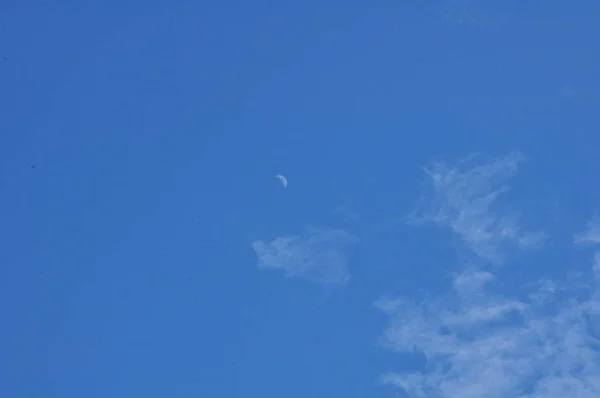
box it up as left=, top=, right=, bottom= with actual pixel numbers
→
left=575, top=216, right=600, bottom=246
left=252, top=227, right=358, bottom=284
left=409, top=152, right=545, bottom=264
left=376, top=218, right=600, bottom=398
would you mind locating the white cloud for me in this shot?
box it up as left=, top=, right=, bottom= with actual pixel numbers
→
left=409, top=152, right=545, bottom=264
left=252, top=227, right=358, bottom=284
left=575, top=216, right=600, bottom=245
left=376, top=219, right=600, bottom=398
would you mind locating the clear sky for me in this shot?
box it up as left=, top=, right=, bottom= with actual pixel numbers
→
left=2, top=1, right=600, bottom=397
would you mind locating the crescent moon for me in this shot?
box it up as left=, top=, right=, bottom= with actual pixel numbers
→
left=275, top=174, right=288, bottom=188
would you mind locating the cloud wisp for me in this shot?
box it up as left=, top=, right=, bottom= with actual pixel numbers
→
left=252, top=227, right=358, bottom=284
left=409, top=152, right=545, bottom=265
left=376, top=153, right=600, bottom=397
left=376, top=223, right=600, bottom=397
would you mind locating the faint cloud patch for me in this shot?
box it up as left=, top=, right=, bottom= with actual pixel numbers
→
left=375, top=217, right=600, bottom=398
left=439, top=0, right=508, bottom=27
left=575, top=217, right=600, bottom=286
left=252, top=227, right=358, bottom=284
left=409, top=152, right=546, bottom=264
left=575, top=216, right=600, bottom=245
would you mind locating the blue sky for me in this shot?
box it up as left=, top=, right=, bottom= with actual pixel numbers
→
left=2, top=1, right=600, bottom=397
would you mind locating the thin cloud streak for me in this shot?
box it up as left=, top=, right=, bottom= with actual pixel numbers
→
left=252, top=227, right=358, bottom=284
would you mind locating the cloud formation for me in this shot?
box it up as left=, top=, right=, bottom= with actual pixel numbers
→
left=252, top=227, right=358, bottom=284
left=376, top=228, right=600, bottom=397
left=377, top=154, right=600, bottom=397
left=409, top=152, right=545, bottom=264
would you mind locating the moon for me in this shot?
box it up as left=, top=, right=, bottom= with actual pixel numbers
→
left=275, top=174, right=288, bottom=188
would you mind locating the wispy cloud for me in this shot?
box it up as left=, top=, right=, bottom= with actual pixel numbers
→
left=575, top=216, right=600, bottom=246
left=252, top=227, right=358, bottom=284
left=439, top=0, right=509, bottom=27
left=376, top=218, right=600, bottom=398
left=409, top=152, right=545, bottom=264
